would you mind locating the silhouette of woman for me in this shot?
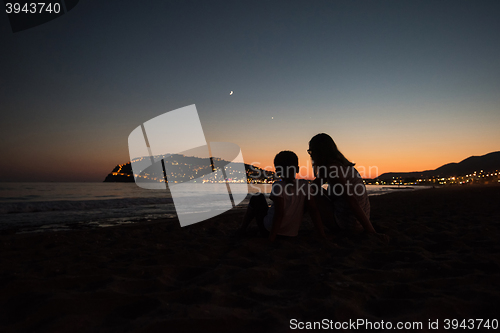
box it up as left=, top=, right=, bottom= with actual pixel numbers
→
left=308, top=133, right=389, bottom=242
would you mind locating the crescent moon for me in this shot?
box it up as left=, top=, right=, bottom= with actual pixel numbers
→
left=230, top=91, right=233, bottom=95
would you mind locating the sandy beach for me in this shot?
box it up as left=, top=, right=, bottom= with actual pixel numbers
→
left=1, top=185, right=499, bottom=332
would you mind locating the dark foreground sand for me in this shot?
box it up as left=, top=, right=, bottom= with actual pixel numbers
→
left=1, top=186, right=499, bottom=332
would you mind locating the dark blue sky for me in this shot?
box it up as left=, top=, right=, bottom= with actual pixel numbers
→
left=1, top=0, right=499, bottom=181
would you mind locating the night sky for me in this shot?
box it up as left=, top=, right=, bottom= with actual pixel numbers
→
left=1, top=0, right=499, bottom=181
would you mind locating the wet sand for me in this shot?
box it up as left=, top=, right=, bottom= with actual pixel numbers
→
left=1, top=185, right=499, bottom=332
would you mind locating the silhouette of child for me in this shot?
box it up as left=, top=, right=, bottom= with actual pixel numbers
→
left=238, top=151, right=326, bottom=241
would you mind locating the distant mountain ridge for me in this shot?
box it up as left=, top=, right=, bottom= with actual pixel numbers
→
left=378, top=151, right=500, bottom=180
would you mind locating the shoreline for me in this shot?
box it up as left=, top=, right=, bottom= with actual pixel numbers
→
left=0, top=184, right=437, bottom=235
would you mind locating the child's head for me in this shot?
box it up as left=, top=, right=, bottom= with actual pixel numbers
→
left=274, top=151, right=299, bottom=179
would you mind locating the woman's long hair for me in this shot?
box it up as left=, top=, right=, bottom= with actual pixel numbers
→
left=309, top=133, right=354, bottom=167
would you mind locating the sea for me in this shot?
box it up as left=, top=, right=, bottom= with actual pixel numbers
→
left=0, top=182, right=430, bottom=233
